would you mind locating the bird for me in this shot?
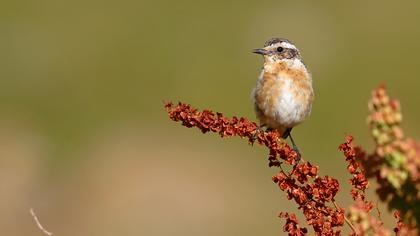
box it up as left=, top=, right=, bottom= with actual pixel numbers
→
left=251, top=38, right=314, bottom=154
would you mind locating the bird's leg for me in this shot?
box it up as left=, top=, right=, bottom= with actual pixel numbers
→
left=282, top=128, right=292, bottom=139
left=288, top=132, right=301, bottom=162
left=282, top=128, right=301, bottom=163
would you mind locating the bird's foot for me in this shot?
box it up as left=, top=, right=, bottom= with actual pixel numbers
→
left=251, top=126, right=265, bottom=143
left=292, top=144, right=302, bottom=164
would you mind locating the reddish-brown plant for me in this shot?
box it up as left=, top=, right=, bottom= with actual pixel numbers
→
left=165, top=102, right=346, bottom=235
left=164, top=85, right=420, bottom=235
left=339, top=136, right=390, bottom=235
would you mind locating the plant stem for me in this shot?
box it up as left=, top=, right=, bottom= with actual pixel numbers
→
left=332, top=199, right=357, bottom=235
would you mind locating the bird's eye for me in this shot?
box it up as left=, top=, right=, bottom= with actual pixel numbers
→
left=276, top=47, right=284, bottom=53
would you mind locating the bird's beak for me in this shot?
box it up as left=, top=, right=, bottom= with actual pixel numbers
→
left=252, top=48, right=268, bottom=55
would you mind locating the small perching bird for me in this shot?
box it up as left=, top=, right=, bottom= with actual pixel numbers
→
left=252, top=38, right=314, bottom=154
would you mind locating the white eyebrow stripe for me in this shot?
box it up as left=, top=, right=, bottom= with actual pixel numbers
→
left=280, top=42, right=297, bottom=50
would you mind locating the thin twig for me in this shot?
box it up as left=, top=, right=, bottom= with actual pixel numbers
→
left=332, top=200, right=358, bottom=235
left=375, top=200, right=382, bottom=222
left=30, top=208, right=54, bottom=236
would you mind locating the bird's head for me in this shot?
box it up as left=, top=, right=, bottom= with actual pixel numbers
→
left=253, top=38, right=301, bottom=63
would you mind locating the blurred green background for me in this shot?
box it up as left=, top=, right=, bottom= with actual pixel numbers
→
left=1, top=0, right=420, bottom=235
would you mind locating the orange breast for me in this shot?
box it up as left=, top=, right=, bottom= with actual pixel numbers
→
left=253, top=61, right=314, bottom=133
